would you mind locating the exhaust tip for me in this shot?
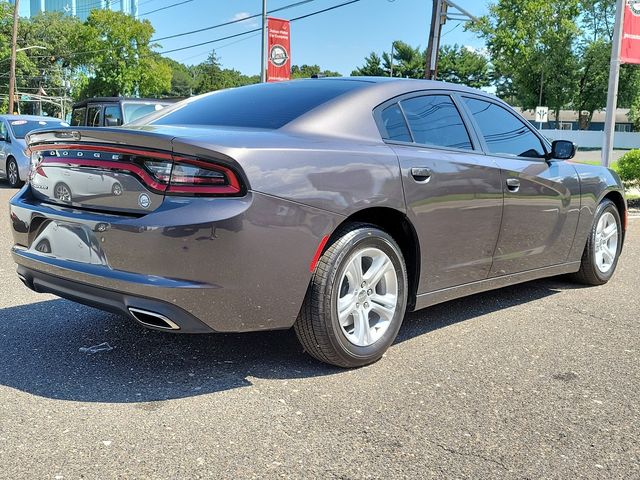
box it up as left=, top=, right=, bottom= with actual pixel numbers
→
left=128, top=307, right=181, bottom=331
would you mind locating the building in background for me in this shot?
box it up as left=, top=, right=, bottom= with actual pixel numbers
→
left=8, top=0, right=139, bottom=20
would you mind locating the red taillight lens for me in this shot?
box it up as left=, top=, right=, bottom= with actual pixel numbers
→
left=167, top=158, right=241, bottom=195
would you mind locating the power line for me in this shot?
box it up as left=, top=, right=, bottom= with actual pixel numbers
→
left=159, top=0, right=362, bottom=55
left=140, top=0, right=193, bottom=17
left=152, top=0, right=316, bottom=42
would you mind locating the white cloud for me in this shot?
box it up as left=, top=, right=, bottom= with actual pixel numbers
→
left=231, top=11, right=259, bottom=27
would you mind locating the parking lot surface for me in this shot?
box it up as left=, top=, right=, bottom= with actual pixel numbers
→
left=0, top=184, right=638, bottom=479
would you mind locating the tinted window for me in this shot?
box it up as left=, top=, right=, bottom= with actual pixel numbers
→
left=71, top=107, right=85, bottom=126
left=463, top=98, right=545, bottom=158
left=400, top=95, right=472, bottom=150
left=9, top=119, right=66, bottom=139
left=87, top=105, right=101, bottom=127
left=380, top=104, right=412, bottom=142
left=145, top=80, right=366, bottom=129
left=104, top=105, right=123, bottom=126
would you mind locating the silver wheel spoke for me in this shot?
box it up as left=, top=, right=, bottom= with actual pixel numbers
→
left=337, top=293, right=357, bottom=326
left=364, top=255, right=392, bottom=288
left=353, top=310, right=371, bottom=346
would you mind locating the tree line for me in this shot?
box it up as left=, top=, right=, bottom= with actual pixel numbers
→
left=1, top=0, right=639, bottom=130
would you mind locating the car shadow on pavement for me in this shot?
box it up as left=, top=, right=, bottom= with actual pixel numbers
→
left=0, top=277, right=572, bottom=403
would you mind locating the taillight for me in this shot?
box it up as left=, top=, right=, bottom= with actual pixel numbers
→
left=166, top=158, right=241, bottom=195
left=29, top=144, right=243, bottom=197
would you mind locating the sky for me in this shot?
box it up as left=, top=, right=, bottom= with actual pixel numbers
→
left=16, top=0, right=490, bottom=75
left=84, top=0, right=489, bottom=75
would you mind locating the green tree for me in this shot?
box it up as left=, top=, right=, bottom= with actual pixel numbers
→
left=382, top=41, right=424, bottom=78
left=473, top=0, right=581, bottom=122
left=164, top=58, right=194, bottom=97
left=291, top=64, right=340, bottom=78
left=193, top=51, right=258, bottom=95
left=437, top=44, right=491, bottom=88
left=351, top=52, right=385, bottom=76
left=79, top=9, right=170, bottom=97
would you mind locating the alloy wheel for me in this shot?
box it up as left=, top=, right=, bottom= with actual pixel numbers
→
left=594, top=211, right=618, bottom=273
left=337, top=247, right=398, bottom=347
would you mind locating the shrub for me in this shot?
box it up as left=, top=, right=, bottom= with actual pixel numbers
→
left=617, top=149, right=640, bottom=187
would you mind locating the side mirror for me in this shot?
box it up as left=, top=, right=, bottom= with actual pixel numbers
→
left=550, top=140, right=576, bottom=160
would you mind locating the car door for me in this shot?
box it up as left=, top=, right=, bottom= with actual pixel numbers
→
left=460, top=95, right=580, bottom=276
left=0, top=121, right=8, bottom=177
left=376, top=92, right=504, bottom=293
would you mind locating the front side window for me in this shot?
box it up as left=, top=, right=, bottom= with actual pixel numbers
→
left=400, top=95, right=473, bottom=150
left=87, top=105, right=101, bottom=127
left=463, top=98, right=545, bottom=158
left=379, top=104, right=412, bottom=142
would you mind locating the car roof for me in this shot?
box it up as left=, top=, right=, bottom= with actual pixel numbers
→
left=72, top=97, right=180, bottom=108
left=0, top=114, right=65, bottom=122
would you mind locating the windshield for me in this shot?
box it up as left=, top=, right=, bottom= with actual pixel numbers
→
left=137, top=80, right=366, bottom=130
left=9, top=119, right=67, bottom=139
left=123, top=103, right=168, bottom=124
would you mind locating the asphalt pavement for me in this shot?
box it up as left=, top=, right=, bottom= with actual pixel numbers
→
left=0, top=184, right=638, bottom=479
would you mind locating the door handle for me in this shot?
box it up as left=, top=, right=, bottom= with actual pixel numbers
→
left=506, top=178, right=520, bottom=192
left=411, top=167, right=432, bottom=183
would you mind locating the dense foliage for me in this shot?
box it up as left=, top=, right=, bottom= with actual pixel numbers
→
left=617, top=150, right=640, bottom=187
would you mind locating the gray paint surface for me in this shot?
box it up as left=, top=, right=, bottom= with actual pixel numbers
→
left=10, top=78, right=627, bottom=333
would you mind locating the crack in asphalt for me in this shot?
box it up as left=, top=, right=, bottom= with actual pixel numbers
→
left=429, top=441, right=510, bottom=472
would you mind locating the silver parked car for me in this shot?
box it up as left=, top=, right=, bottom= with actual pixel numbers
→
left=10, top=78, right=627, bottom=367
left=0, top=115, right=68, bottom=188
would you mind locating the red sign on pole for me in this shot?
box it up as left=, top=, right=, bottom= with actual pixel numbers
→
left=267, top=17, right=291, bottom=82
left=621, top=1, right=640, bottom=63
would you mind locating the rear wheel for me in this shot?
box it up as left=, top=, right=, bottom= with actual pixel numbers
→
left=54, top=182, right=72, bottom=202
left=294, top=224, right=408, bottom=368
left=571, top=199, right=622, bottom=285
left=6, top=157, right=22, bottom=188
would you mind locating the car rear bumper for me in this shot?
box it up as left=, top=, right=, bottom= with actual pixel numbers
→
left=10, top=186, right=342, bottom=333
left=15, top=262, right=213, bottom=333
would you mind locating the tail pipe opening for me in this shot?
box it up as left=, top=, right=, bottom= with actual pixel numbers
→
left=128, top=307, right=181, bottom=331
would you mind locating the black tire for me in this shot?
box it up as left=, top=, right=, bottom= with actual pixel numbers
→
left=294, top=223, right=408, bottom=368
left=6, top=157, right=23, bottom=188
left=570, top=199, right=622, bottom=286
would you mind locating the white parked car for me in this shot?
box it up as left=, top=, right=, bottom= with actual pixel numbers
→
left=0, top=115, right=68, bottom=188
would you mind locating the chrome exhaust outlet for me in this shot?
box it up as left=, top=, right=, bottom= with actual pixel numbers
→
left=128, top=307, right=181, bottom=331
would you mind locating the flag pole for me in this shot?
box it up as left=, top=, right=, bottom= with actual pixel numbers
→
left=602, top=0, right=626, bottom=167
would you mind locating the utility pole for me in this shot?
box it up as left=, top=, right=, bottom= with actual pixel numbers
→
left=390, top=41, right=395, bottom=77
left=602, top=0, right=625, bottom=168
left=8, top=0, right=20, bottom=115
left=424, top=0, right=478, bottom=80
left=260, top=0, right=267, bottom=83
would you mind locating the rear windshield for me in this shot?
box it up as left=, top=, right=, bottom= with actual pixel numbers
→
left=9, top=119, right=67, bottom=138
left=141, top=80, right=365, bottom=129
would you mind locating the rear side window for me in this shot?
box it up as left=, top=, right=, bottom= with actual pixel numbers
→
left=400, top=95, right=472, bottom=150
left=379, top=104, right=412, bottom=142
left=463, top=98, right=545, bottom=158
left=87, top=105, right=101, bottom=127
left=145, top=80, right=366, bottom=129
left=71, top=107, right=85, bottom=126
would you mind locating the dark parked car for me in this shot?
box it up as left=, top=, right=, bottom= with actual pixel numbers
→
left=70, top=97, right=176, bottom=127
left=11, top=78, right=626, bottom=367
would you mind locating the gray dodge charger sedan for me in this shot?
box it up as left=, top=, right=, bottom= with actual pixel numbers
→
left=10, top=78, right=627, bottom=367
